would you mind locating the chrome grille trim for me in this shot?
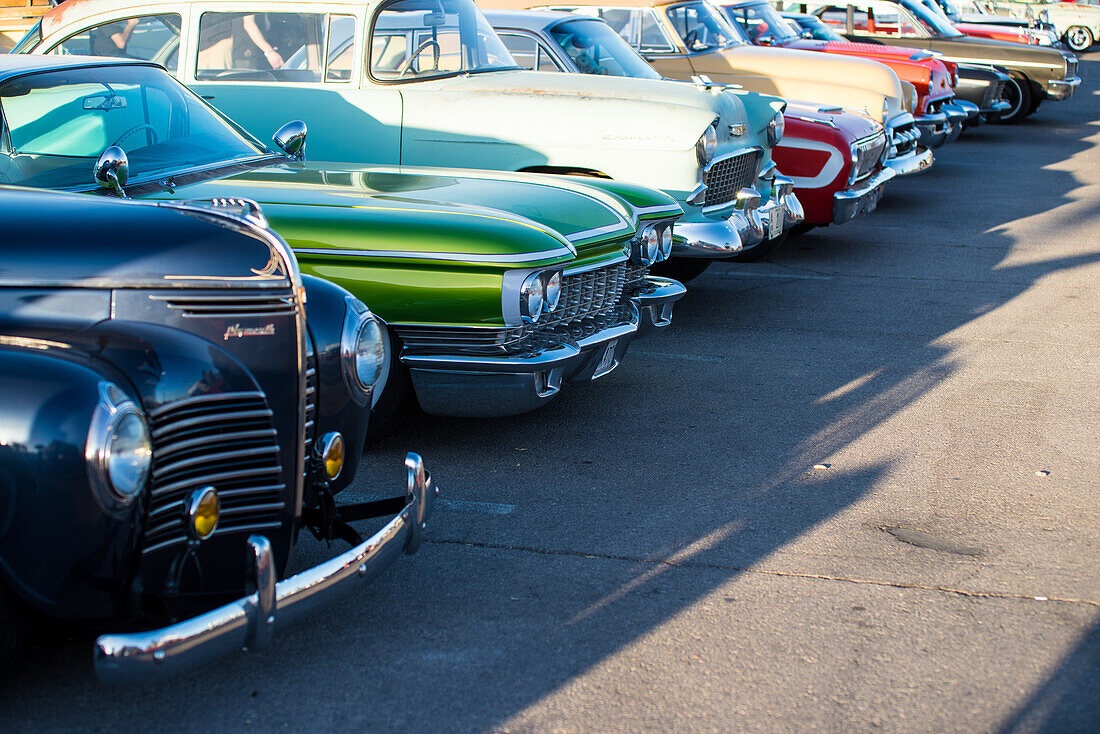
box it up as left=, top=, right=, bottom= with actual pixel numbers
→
left=395, top=260, right=648, bottom=355
left=149, top=290, right=297, bottom=318
left=853, top=132, right=887, bottom=182
left=1066, top=60, right=1077, bottom=80
left=142, top=392, right=285, bottom=555
left=703, top=150, right=761, bottom=209
left=303, top=347, right=317, bottom=478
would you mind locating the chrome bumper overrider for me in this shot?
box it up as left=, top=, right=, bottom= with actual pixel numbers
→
left=914, top=111, right=950, bottom=149
left=631, top=276, right=687, bottom=340
left=886, top=145, right=934, bottom=176
left=94, top=453, right=437, bottom=685
left=1046, top=76, right=1081, bottom=101
left=833, top=167, right=897, bottom=225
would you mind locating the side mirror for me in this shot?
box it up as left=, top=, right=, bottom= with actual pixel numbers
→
left=801, top=30, right=814, bottom=39
left=757, top=34, right=776, bottom=46
left=93, top=146, right=129, bottom=198
left=273, top=120, right=307, bottom=161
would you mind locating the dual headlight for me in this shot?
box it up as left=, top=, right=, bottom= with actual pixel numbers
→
left=519, top=270, right=563, bottom=324
left=631, top=222, right=674, bottom=266
left=87, top=382, right=152, bottom=510
left=766, top=111, right=785, bottom=147
left=696, top=121, right=718, bottom=167
left=341, top=296, right=386, bottom=404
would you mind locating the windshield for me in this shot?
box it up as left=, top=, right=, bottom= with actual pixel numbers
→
left=665, top=2, right=745, bottom=51
left=898, top=0, right=965, bottom=35
left=0, top=65, right=267, bottom=190
left=550, top=18, right=661, bottom=78
left=370, top=0, right=519, bottom=81
left=719, top=2, right=803, bottom=43
left=788, top=14, right=846, bottom=40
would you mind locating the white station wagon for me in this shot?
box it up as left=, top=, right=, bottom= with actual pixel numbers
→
left=21, top=0, right=804, bottom=264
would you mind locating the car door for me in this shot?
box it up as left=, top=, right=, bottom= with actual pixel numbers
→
left=184, top=4, right=404, bottom=165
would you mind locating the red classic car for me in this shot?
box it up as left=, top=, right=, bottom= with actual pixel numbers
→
left=716, top=0, right=971, bottom=146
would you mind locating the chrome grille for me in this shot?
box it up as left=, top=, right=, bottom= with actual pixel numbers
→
left=853, top=132, right=886, bottom=182
left=988, top=79, right=1007, bottom=108
left=703, top=150, right=760, bottom=208
left=304, top=345, right=317, bottom=470
left=150, top=289, right=296, bottom=318
left=396, top=260, right=645, bottom=355
left=1066, top=60, right=1077, bottom=79
left=887, top=120, right=919, bottom=161
left=143, top=392, right=284, bottom=555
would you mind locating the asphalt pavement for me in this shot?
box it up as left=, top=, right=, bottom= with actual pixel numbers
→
left=3, top=53, right=1098, bottom=734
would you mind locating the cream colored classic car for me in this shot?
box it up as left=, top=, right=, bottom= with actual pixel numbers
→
left=489, top=0, right=932, bottom=175
left=21, top=0, right=802, bottom=262
left=982, top=0, right=1100, bottom=50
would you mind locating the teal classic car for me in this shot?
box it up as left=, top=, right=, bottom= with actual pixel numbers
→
left=21, top=0, right=802, bottom=268
left=0, top=55, right=685, bottom=421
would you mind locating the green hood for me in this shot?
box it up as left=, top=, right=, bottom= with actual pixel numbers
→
left=151, top=161, right=677, bottom=268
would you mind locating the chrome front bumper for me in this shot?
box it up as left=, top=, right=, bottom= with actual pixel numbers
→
left=885, top=145, right=934, bottom=177
left=941, top=103, right=969, bottom=143
left=1046, top=76, right=1081, bottom=101
left=403, top=279, right=681, bottom=417
left=833, top=167, right=896, bottom=225
left=94, top=453, right=437, bottom=685
left=914, top=110, right=951, bottom=148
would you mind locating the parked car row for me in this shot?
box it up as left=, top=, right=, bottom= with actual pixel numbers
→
left=0, top=0, right=1083, bottom=683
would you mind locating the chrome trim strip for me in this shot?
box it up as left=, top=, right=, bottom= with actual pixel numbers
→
left=292, top=246, right=574, bottom=264
left=635, top=204, right=684, bottom=216
left=566, top=222, right=631, bottom=242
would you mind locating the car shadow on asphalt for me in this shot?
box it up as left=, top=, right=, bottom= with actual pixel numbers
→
left=1, top=57, right=1098, bottom=734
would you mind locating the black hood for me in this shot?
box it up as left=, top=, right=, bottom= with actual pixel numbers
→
left=0, top=187, right=290, bottom=289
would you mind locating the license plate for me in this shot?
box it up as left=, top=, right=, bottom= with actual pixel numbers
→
left=593, top=340, right=618, bottom=378
left=768, top=211, right=783, bottom=239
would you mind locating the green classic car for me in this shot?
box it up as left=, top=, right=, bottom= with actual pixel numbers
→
left=0, top=55, right=685, bottom=421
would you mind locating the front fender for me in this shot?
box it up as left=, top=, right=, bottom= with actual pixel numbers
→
left=0, top=345, right=143, bottom=619
left=301, top=275, right=370, bottom=494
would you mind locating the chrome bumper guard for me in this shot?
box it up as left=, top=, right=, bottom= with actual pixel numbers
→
left=885, top=145, right=933, bottom=177
left=914, top=111, right=950, bottom=149
left=833, top=167, right=896, bottom=225
left=760, top=175, right=804, bottom=235
left=673, top=187, right=766, bottom=258
left=1046, top=76, right=1081, bottom=101
left=631, top=276, right=687, bottom=340
left=941, top=103, right=969, bottom=144
left=94, top=453, right=438, bottom=686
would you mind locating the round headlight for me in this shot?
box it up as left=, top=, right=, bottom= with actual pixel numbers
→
left=353, top=316, right=385, bottom=390
left=696, top=122, right=718, bottom=166
left=634, top=225, right=659, bottom=265
left=87, top=383, right=151, bottom=510
left=520, top=271, right=544, bottom=323
left=106, top=410, right=152, bottom=501
left=543, top=271, right=562, bottom=313
left=766, top=111, right=785, bottom=147
left=659, top=226, right=673, bottom=261
left=341, top=296, right=386, bottom=405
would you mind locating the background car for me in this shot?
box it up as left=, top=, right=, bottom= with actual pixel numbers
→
left=785, top=0, right=1081, bottom=122
left=508, top=0, right=934, bottom=177
left=0, top=186, right=433, bottom=684
left=0, top=54, right=686, bottom=425
left=20, top=0, right=798, bottom=265
left=487, top=9, right=895, bottom=251
left=781, top=11, right=1014, bottom=123
left=718, top=0, right=971, bottom=145
left=982, top=0, right=1100, bottom=51
left=912, top=0, right=1063, bottom=44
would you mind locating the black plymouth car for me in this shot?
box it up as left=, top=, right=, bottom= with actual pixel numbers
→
left=0, top=187, right=436, bottom=683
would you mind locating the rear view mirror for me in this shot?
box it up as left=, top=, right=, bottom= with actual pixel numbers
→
left=273, top=120, right=307, bottom=161
left=423, top=11, right=446, bottom=26
left=83, top=94, right=127, bottom=110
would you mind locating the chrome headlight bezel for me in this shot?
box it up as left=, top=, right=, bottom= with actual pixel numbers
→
left=340, top=296, right=386, bottom=406
left=632, top=224, right=660, bottom=266
left=519, top=271, right=545, bottom=323
left=86, top=382, right=152, bottom=512
left=543, top=271, right=562, bottom=313
left=696, top=120, right=719, bottom=167
left=658, top=224, right=673, bottom=261
left=766, top=111, right=785, bottom=147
